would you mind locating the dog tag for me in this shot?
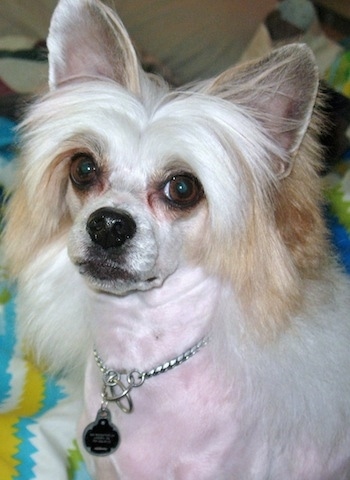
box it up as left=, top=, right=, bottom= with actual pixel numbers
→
left=83, top=407, right=120, bottom=456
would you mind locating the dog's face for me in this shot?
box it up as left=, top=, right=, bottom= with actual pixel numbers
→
left=4, top=0, right=326, bottom=330
left=63, top=89, right=209, bottom=294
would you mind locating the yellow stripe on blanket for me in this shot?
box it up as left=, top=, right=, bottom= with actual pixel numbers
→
left=0, top=416, right=20, bottom=479
left=0, top=358, right=46, bottom=480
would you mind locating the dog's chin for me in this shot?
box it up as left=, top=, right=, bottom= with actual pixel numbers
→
left=77, top=260, right=162, bottom=295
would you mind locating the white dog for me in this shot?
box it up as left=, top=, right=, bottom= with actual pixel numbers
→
left=4, top=0, right=350, bottom=478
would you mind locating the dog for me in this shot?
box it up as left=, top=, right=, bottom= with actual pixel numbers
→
left=3, top=0, right=350, bottom=478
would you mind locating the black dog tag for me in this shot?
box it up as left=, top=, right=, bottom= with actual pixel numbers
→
left=83, top=407, right=120, bottom=456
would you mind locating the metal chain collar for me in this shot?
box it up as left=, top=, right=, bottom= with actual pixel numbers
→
left=94, top=335, right=209, bottom=414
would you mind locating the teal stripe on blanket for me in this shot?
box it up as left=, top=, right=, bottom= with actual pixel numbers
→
left=14, top=376, right=67, bottom=480
left=0, top=294, right=16, bottom=407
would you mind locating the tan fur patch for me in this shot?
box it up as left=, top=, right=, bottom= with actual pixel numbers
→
left=197, top=105, right=330, bottom=340
left=3, top=154, right=71, bottom=276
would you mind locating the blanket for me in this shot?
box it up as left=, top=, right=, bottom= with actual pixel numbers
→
left=0, top=36, right=350, bottom=480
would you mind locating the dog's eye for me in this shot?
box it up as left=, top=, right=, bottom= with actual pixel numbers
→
left=163, top=174, right=203, bottom=208
left=70, top=153, right=99, bottom=189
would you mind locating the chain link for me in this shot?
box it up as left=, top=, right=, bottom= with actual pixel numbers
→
left=93, top=335, right=209, bottom=413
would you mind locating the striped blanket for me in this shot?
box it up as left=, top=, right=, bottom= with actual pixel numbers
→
left=0, top=290, right=90, bottom=480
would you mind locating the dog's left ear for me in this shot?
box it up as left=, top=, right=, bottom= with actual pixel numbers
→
left=47, top=0, right=140, bottom=93
left=207, top=44, right=319, bottom=178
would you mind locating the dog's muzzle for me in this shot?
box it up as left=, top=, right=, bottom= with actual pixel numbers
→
left=74, top=206, right=162, bottom=292
left=87, top=207, right=137, bottom=250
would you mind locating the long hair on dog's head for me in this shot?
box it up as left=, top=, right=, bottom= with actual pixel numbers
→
left=3, top=0, right=329, bottom=375
left=199, top=51, right=329, bottom=337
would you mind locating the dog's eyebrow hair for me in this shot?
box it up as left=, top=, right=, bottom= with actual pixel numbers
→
left=158, top=157, right=197, bottom=175
left=62, top=134, right=107, bottom=159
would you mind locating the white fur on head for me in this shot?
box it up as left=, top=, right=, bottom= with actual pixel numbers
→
left=47, top=0, right=141, bottom=93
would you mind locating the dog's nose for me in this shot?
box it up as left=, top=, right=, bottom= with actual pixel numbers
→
left=87, top=208, right=137, bottom=250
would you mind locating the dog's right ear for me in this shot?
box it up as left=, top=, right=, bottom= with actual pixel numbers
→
left=205, top=44, right=319, bottom=179
left=47, top=0, right=140, bottom=93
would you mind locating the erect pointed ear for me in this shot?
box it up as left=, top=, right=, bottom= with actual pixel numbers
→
left=206, top=44, right=319, bottom=178
left=47, top=0, right=140, bottom=94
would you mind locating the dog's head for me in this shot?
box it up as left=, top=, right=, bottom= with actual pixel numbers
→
left=4, top=0, right=327, bottom=334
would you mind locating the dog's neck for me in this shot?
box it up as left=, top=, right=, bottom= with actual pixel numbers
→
left=86, top=266, right=228, bottom=370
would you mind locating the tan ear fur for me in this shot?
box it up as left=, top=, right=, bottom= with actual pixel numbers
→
left=198, top=47, right=329, bottom=338
left=199, top=127, right=329, bottom=338
left=3, top=155, right=70, bottom=277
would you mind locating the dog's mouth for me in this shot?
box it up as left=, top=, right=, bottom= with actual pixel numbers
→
left=78, top=257, right=157, bottom=282
left=78, top=258, right=133, bottom=282
left=77, top=257, right=160, bottom=293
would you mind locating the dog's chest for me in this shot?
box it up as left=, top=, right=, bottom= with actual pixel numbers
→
left=80, top=347, right=244, bottom=480
left=79, top=329, right=350, bottom=480
left=78, top=275, right=350, bottom=479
